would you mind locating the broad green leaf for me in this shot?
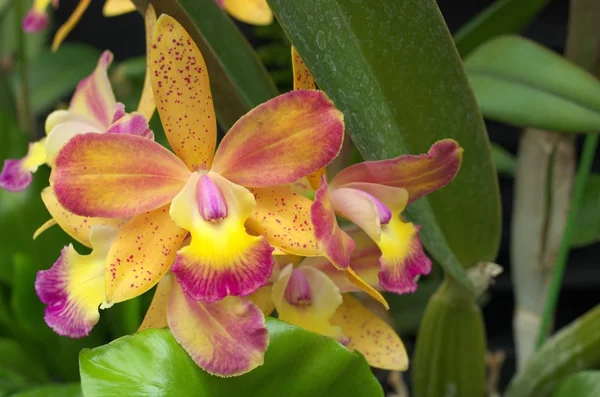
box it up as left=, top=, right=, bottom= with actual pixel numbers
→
left=454, top=0, right=550, bottom=57
left=11, top=384, right=81, bottom=397
left=465, top=35, right=600, bottom=133
left=570, top=174, right=600, bottom=247
left=131, top=0, right=278, bottom=130
left=553, top=371, right=600, bottom=397
left=24, top=44, right=101, bottom=113
left=506, top=304, right=600, bottom=397
left=491, top=143, right=517, bottom=176
left=268, top=0, right=501, bottom=291
left=80, top=318, right=383, bottom=397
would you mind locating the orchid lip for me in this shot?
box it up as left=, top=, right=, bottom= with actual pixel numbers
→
left=196, top=174, right=228, bottom=222
left=285, top=269, right=312, bottom=306
left=360, top=190, right=392, bottom=224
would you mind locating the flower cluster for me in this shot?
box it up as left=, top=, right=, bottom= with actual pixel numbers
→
left=1, top=13, right=463, bottom=377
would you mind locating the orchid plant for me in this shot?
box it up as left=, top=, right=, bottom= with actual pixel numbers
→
left=2, top=0, right=599, bottom=396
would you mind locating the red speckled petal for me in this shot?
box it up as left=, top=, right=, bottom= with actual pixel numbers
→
left=247, top=186, right=320, bottom=257
left=212, top=90, right=344, bottom=187
left=150, top=15, right=216, bottom=171
left=51, top=133, right=190, bottom=218
left=331, top=139, right=463, bottom=204
left=168, top=280, right=269, bottom=377
left=104, top=205, right=186, bottom=305
left=138, top=274, right=172, bottom=332
left=41, top=187, right=127, bottom=248
left=331, top=294, right=408, bottom=371
left=292, top=46, right=316, bottom=90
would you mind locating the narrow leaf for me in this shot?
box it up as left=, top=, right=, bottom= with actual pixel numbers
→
left=491, top=143, right=517, bottom=176
left=570, top=174, right=600, bottom=247
left=465, top=35, right=600, bottom=133
left=553, top=371, right=600, bottom=397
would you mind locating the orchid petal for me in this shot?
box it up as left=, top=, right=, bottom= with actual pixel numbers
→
left=331, top=294, right=408, bottom=371
left=52, top=133, right=190, bottom=218
left=150, top=15, right=216, bottom=171
left=44, top=110, right=100, bottom=135
left=138, top=275, right=172, bottom=331
left=343, top=267, right=389, bottom=310
left=105, top=205, right=186, bottom=305
left=221, top=0, right=273, bottom=25
left=292, top=46, right=316, bottom=90
left=0, top=139, right=46, bottom=192
left=329, top=187, right=384, bottom=242
left=33, top=218, right=58, bottom=239
left=248, top=285, right=275, bottom=317
left=168, top=280, right=269, bottom=377
left=45, top=120, right=103, bottom=166
left=378, top=220, right=431, bottom=294
left=68, top=50, right=116, bottom=128
left=331, top=139, right=463, bottom=204
left=135, top=5, right=157, bottom=121
left=106, top=111, right=153, bottom=139
left=41, top=187, right=127, bottom=248
left=310, top=178, right=354, bottom=269
left=302, top=227, right=382, bottom=293
left=52, top=0, right=92, bottom=51
left=102, top=0, right=136, bottom=16
left=170, top=173, right=274, bottom=302
left=272, top=264, right=345, bottom=341
left=22, top=0, right=51, bottom=32
left=247, top=186, right=320, bottom=257
left=212, top=90, right=344, bottom=187
left=35, top=225, right=118, bottom=337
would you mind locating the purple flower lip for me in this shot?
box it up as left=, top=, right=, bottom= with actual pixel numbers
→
left=196, top=174, right=228, bottom=222
left=285, top=269, right=312, bottom=306
left=360, top=190, right=392, bottom=224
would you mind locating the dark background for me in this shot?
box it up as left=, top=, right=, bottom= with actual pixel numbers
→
left=51, top=0, right=599, bottom=390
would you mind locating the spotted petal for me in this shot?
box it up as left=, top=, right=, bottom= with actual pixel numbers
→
left=212, top=90, right=344, bottom=187
left=247, top=186, right=320, bottom=257
left=168, top=280, right=269, bottom=377
left=105, top=205, right=187, bottom=305
left=272, top=264, right=345, bottom=341
left=331, top=139, right=463, bottom=204
left=0, top=139, right=46, bottom=192
left=35, top=225, right=118, bottom=337
left=331, top=294, right=408, bottom=371
left=68, top=50, right=116, bottom=126
left=310, top=178, right=354, bottom=269
left=138, top=275, right=172, bottom=331
left=170, top=173, right=274, bottom=302
left=292, top=46, right=316, bottom=90
left=135, top=5, right=158, bottom=121
left=221, top=0, right=273, bottom=25
left=150, top=15, right=216, bottom=171
left=41, top=187, right=126, bottom=248
left=52, top=133, right=190, bottom=218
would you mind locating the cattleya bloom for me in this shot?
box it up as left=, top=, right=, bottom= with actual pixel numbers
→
left=24, top=0, right=136, bottom=50
left=43, top=14, right=344, bottom=376
left=217, top=0, right=273, bottom=25
left=281, top=47, right=464, bottom=296
left=0, top=50, right=152, bottom=193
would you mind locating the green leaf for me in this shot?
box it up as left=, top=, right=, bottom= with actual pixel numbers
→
left=0, top=338, right=49, bottom=393
left=0, top=69, right=16, bottom=122
left=80, top=318, right=383, bottom=397
left=454, top=0, right=551, bottom=57
left=506, top=304, right=600, bottom=397
left=387, top=281, right=440, bottom=335
left=10, top=384, right=81, bottom=397
left=268, top=0, right=501, bottom=290
left=465, top=35, right=600, bottom=133
left=553, top=371, right=600, bottom=397
left=131, top=0, right=278, bottom=130
left=25, top=44, right=101, bottom=113
left=491, top=142, right=517, bottom=176
left=570, top=174, right=600, bottom=247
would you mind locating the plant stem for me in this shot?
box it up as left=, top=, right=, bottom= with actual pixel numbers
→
left=536, top=133, right=600, bottom=348
left=15, top=0, right=33, bottom=136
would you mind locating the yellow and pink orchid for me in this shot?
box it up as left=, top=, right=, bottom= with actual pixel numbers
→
left=0, top=50, right=152, bottom=193
left=23, top=0, right=137, bottom=50
left=217, top=0, right=273, bottom=25
left=38, top=14, right=344, bottom=376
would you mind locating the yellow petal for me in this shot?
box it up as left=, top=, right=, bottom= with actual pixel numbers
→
left=138, top=274, right=172, bottom=331
left=248, top=285, right=275, bottom=317
left=33, top=218, right=57, bottom=240
left=102, top=0, right=136, bottom=16
left=136, top=4, right=157, bottom=120
left=331, top=294, right=408, bottom=371
left=344, top=267, right=389, bottom=310
left=291, top=46, right=316, bottom=90
left=222, top=0, right=273, bottom=25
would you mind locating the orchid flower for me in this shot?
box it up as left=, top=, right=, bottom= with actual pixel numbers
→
left=0, top=50, right=152, bottom=193
left=285, top=47, right=464, bottom=297
left=42, top=15, right=344, bottom=376
left=217, top=0, right=273, bottom=26
left=23, top=0, right=136, bottom=50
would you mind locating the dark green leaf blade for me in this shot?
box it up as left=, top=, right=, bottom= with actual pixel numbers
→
left=80, top=318, right=383, bottom=397
left=465, top=35, right=600, bottom=133
left=268, top=0, right=501, bottom=290
left=131, top=0, right=278, bottom=130
left=570, top=174, right=600, bottom=247
left=553, top=371, right=600, bottom=397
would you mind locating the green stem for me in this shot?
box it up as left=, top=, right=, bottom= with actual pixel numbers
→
left=536, top=133, right=600, bottom=348
left=15, top=0, right=33, bottom=136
